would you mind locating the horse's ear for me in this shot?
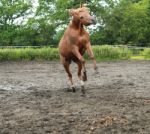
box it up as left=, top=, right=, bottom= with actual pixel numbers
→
left=80, top=3, right=87, bottom=8
left=69, top=9, right=75, bottom=16
left=82, top=4, right=87, bottom=7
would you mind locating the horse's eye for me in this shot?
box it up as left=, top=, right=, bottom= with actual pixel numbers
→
left=80, top=16, right=84, bottom=19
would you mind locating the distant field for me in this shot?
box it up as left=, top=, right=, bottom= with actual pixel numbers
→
left=0, top=45, right=149, bottom=61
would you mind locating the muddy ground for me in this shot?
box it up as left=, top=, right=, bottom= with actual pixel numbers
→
left=0, top=61, right=150, bottom=134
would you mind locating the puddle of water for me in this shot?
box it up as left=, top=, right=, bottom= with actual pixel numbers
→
left=0, top=85, right=14, bottom=90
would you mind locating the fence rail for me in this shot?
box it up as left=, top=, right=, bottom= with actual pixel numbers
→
left=112, top=45, right=147, bottom=50
left=0, top=45, right=54, bottom=49
left=0, top=45, right=149, bottom=61
left=0, top=45, right=149, bottom=49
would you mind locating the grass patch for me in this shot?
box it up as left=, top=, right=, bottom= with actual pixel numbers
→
left=0, top=47, right=59, bottom=61
left=130, top=55, right=145, bottom=60
left=85, top=45, right=132, bottom=61
left=0, top=45, right=148, bottom=61
left=141, top=48, right=150, bottom=59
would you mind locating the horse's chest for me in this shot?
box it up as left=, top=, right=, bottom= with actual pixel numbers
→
left=78, top=36, right=87, bottom=45
left=77, top=36, right=86, bottom=54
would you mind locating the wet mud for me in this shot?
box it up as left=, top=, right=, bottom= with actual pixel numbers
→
left=0, top=61, right=150, bottom=134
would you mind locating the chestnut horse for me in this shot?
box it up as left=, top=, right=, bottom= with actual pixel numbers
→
left=59, top=5, right=97, bottom=92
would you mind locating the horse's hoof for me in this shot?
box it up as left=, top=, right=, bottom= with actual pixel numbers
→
left=94, top=67, right=99, bottom=74
left=83, top=76, right=87, bottom=81
left=70, top=86, right=76, bottom=92
left=72, top=88, right=76, bottom=92
left=82, top=75, right=87, bottom=81
left=94, top=66, right=98, bottom=71
left=66, top=87, right=72, bottom=92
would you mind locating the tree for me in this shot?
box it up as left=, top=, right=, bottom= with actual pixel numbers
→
left=0, top=0, right=150, bottom=46
left=119, top=0, right=150, bottom=46
left=0, top=0, right=32, bottom=46
left=94, top=0, right=150, bottom=46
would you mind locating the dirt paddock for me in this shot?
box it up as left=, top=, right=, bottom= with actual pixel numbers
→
left=0, top=61, right=150, bottom=134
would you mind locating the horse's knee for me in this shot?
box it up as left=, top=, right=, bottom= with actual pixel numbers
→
left=68, top=73, right=72, bottom=78
left=78, top=71, right=82, bottom=79
left=78, top=67, right=82, bottom=76
left=78, top=71, right=81, bottom=76
left=79, top=58, right=85, bottom=64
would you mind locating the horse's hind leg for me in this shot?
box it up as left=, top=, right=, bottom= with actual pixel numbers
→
left=82, top=64, right=87, bottom=81
left=77, top=62, right=86, bottom=94
left=77, top=62, right=83, bottom=83
left=64, top=64, right=75, bottom=92
left=60, top=56, right=75, bottom=92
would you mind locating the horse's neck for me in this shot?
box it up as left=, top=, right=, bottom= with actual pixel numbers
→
left=70, top=19, right=84, bottom=35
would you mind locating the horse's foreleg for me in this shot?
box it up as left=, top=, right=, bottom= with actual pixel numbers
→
left=82, top=64, right=87, bottom=81
left=86, top=43, right=97, bottom=71
left=77, top=62, right=84, bottom=85
left=73, top=48, right=87, bottom=81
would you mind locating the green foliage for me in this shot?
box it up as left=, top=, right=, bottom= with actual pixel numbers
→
left=120, top=0, right=150, bottom=45
left=0, top=0, right=32, bottom=46
left=0, top=0, right=150, bottom=46
left=90, top=0, right=150, bottom=46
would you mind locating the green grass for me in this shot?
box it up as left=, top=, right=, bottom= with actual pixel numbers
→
left=141, top=48, right=150, bottom=59
left=130, top=55, right=145, bottom=60
left=0, top=47, right=59, bottom=61
left=0, top=45, right=149, bottom=61
left=92, top=45, right=132, bottom=60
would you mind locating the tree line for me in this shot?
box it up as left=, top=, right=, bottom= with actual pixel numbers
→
left=0, top=0, right=150, bottom=47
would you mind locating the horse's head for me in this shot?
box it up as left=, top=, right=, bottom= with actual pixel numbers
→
left=69, top=4, right=96, bottom=26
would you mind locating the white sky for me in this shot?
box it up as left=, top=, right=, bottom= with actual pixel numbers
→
left=14, top=0, right=118, bottom=28
left=14, top=0, right=39, bottom=25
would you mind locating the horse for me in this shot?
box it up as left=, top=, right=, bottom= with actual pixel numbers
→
left=59, top=4, right=97, bottom=92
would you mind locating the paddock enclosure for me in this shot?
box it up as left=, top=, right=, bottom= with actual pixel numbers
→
left=0, top=61, right=150, bottom=133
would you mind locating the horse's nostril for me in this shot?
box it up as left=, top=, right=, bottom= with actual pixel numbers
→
left=80, top=16, right=84, bottom=19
